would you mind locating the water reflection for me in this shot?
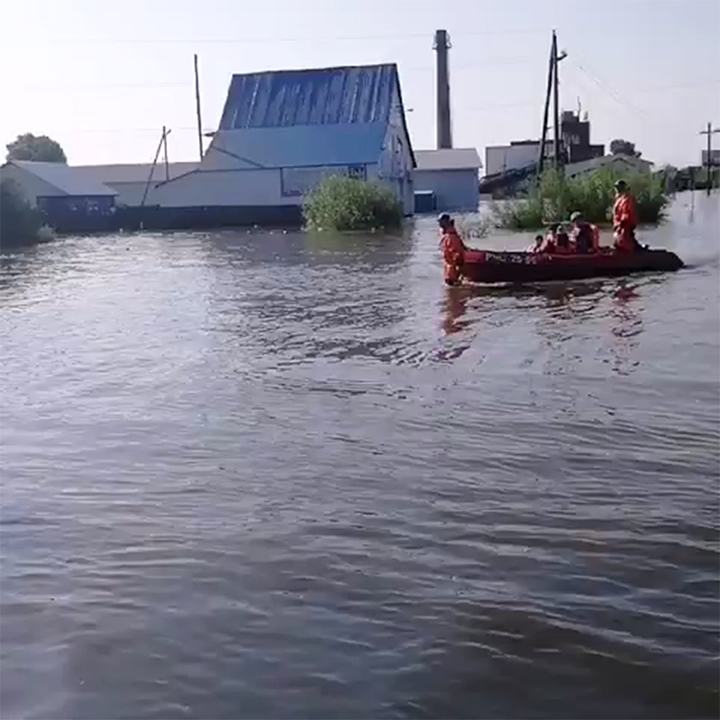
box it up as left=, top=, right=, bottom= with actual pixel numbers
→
left=608, top=281, right=644, bottom=376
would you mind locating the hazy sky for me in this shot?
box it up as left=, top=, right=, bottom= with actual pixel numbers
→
left=2, top=0, right=719, bottom=168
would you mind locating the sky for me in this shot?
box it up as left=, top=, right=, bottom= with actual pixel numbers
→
left=1, top=0, right=719, bottom=169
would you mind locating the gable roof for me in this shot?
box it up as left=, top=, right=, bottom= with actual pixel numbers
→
left=206, top=62, right=416, bottom=170
left=565, top=154, right=653, bottom=178
left=218, top=64, right=401, bottom=130
left=7, top=160, right=118, bottom=197
left=415, top=148, right=482, bottom=171
left=72, top=161, right=199, bottom=184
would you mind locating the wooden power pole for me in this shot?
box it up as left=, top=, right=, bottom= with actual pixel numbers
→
left=162, top=125, right=169, bottom=181
left=537, top=35, right=554, bottom=176
left=538, top=30, right=567, bottom=177
left=552, top=31, right=567, bottom=172
left=194, top=53, right=204, bottom=161
left=700, top=122, right=719, bottom=196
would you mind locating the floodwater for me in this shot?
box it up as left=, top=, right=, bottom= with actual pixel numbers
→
left=1, top=193, right=718, bottom=720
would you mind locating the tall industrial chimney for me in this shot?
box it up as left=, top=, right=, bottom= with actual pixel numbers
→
left=434, top=29, right=452, bottom=149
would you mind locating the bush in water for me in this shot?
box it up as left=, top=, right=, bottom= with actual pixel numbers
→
left=492, top=169, right=670, bottom=230
left=0, top=179, right=52, bottom=246
left=303, top=175, right=402, bottom=232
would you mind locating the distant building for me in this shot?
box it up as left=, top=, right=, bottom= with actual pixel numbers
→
left=151, top=63, right=416, bottom=221
left=564, top=154, right=653, bottom=179
left=412, top=148, right=482, bottom=213
left=1, top=160, right=118, bottom=214
left=560, top=111, right=604, bottom=164
left=484, top=111, right=604, bottom=178
left=485, top=140, right=543, bottom=178
left=701, top=149, right=720, bottom=167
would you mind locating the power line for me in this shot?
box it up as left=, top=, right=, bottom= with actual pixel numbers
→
left=569, top=58, right=646, bottom=120
left=10, top=28, right=546, bottom=46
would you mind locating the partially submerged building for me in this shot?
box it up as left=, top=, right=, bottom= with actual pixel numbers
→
left=4, top=64, right=419, bottom=231
left=73, top=162, right=199, bottom=207
left=149, top=63, right=416, bottom=224
left=1, top=160, right=118, bottom=213
left=413, top=148, right=482, bottom=213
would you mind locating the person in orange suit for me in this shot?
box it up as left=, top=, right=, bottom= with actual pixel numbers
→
left=439, top=213, right=467, bottom=286
left=612, top=180, right=640, bottom=252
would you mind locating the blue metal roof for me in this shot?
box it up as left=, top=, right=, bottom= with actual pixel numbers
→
left=218, top=64, right=399, bottom=130
left=208, top=123, right=388, bottom=169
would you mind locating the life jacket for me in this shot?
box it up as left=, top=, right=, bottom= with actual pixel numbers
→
left=441, top=229, right=466, bottom=284
left=554, top=231, right=572, bottom=254
left=613, top=193, right=638, bottom=231
left=573, top=223, right=595, bottom=254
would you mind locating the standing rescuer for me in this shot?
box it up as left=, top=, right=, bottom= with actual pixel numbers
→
left=439, top=213, right=467, bottom=286
left=612, top=179, right=639, bottom=252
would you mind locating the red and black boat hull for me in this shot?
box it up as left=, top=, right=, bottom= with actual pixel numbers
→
left=460, top=249, right=684, bottom=284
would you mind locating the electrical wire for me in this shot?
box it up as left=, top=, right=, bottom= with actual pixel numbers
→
left=18, top=29, right=546, bottom=45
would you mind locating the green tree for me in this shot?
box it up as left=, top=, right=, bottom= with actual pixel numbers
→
left=0, top=179, right=44, bottom=246
left=609, top=139, right=641, bottom=158
left=6, top=133, right=67, bottom=163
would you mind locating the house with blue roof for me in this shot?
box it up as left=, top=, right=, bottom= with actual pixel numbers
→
left=152, top=63, right=416, bottom=221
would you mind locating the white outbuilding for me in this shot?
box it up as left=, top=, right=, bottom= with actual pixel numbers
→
left=412, top=148, right=482, bottom=213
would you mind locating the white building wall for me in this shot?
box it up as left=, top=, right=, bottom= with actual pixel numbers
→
left=151, top=169, right=287, bottom=207
left=485, top=144, right=540, bottom=176
left=413, top=169, right=479, bottom=212
left=151, top=164, right=388, bottom=208
left=0, top=164, right=64, bottom=206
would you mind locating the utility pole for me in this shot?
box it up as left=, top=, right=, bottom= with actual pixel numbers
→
left=552, top=31, right=567, bottom=172
left=538, top=31, right=567, bottom=177
left=699, top=121, right=719, bottom=196
left=194, top=53, right=204, bottom=161
left=434, top=30, right=452, bottom=149
left=537, top=34, right=554, bottom=176
left=141, top=128, right=172, bottom=207
left=162, top=126, right=169, bottom=181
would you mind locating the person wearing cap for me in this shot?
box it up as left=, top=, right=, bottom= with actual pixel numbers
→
left=438, top=213, right=467, bottom=285
left=612, top=180, right=639, bottom=252
left=569, top=211, right=600, bottom=254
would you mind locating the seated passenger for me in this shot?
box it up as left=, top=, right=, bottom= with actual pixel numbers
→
left=527, top=235, right=544, bottom=253
left=554, top=226, right=573, bottom=254
left=569, top=212, right=600, bottom=254
left=540, top=225, right=558, bottom=253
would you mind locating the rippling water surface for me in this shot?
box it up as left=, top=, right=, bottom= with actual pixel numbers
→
left=1, top=194, right=718, bottom=719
